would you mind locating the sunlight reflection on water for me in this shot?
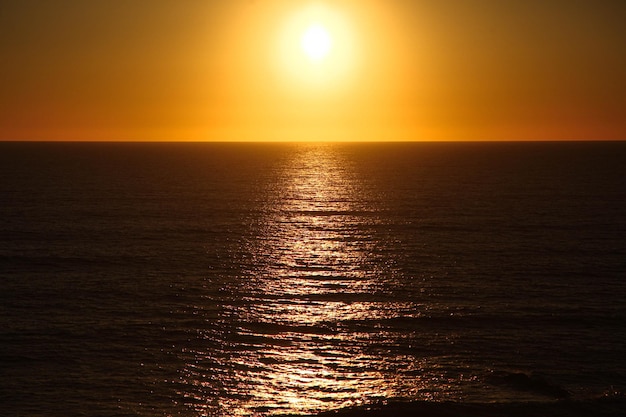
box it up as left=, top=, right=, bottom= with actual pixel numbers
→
left=2, top=142, right=624, bottom=416
left=180, top=144, right=447, bottom=416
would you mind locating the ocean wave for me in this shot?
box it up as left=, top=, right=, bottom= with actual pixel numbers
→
left=290, top=393, right=626, bottom=417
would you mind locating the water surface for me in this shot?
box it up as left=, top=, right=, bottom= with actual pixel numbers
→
left=1, top=141, right=625, bottom=416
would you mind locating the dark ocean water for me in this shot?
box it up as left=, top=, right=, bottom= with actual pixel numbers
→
left=0, top=141, right=625, bottom=417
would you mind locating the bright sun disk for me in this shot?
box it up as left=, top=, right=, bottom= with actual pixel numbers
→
left=301, top=24, right=332, bottom=61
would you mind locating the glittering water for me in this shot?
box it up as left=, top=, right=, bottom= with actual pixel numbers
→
left=182, top=146, right=423, bottom=415
left=1, top=142, right=625, bottom=416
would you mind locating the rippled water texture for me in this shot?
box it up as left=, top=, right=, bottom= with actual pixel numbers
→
left=182, top=146, right=435, bottom=416
left=1, top=142, right=625, bottom=417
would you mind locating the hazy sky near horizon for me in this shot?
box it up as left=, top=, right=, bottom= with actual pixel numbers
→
left=1, top=0, right=625, bottom=141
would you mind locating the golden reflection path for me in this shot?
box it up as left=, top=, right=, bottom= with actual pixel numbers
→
left=181, top=144, right=448, bottom=416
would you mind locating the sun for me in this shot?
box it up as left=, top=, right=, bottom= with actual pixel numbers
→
left=274, top=3, right=358, bottom=91
left=301, top=24, right=332, bottom=61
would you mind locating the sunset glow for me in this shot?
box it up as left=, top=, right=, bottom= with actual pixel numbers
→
left=2, top=4, right=626, bottom=416
left=274, top=2, right=358, bottom=93
left=0, top=1, right=625, bottom=141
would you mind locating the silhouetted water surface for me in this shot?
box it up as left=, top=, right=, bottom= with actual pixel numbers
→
left=1, top=142, right=624, bottom=416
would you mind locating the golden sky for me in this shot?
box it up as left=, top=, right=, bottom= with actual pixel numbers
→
left=1, top=0, right=625, bottom=141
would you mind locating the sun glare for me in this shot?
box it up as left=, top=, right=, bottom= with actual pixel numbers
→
left=301, top=24, right=332, bottom=61
left=274, top=3, right=357, bottom=91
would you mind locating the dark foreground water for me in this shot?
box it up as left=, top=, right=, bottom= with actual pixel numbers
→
left=1, top=141, right=625, bottom=416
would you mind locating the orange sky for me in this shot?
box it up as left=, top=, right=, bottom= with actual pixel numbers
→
left=1, top=0, right=625, bottom=141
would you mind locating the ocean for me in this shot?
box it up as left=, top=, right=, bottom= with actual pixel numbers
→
left=1, top=141, right=625, bottom=416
